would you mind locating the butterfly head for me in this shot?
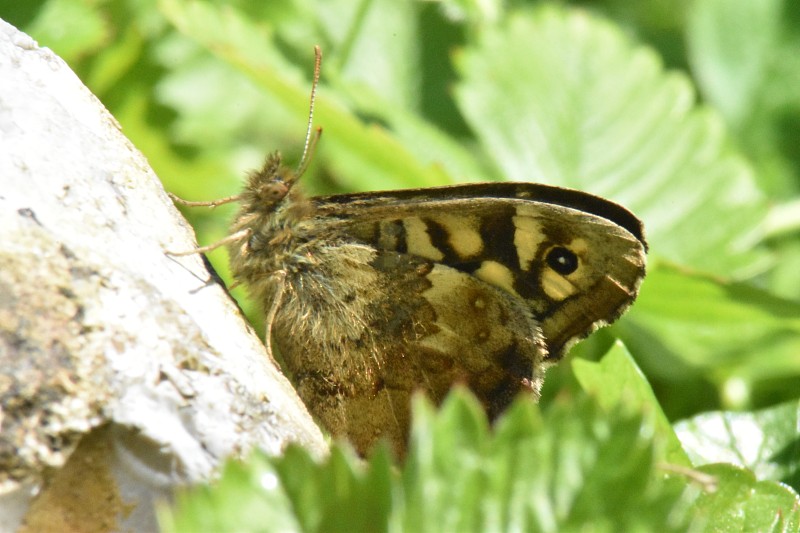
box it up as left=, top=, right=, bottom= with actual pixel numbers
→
left=240, top=152, right=298, bottom=217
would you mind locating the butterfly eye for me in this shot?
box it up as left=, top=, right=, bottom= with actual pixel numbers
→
left=546, top=246, right=579, bottom=275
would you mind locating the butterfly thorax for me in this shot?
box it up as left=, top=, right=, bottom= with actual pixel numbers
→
left=227, top=154, right=386, bottom=360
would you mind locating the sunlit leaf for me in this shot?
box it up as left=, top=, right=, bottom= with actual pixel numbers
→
left=455, top=6, right=769, bottom=276
left=573, top=342, right=690, bottom=466
left=675, top=399, right=800, bottom=492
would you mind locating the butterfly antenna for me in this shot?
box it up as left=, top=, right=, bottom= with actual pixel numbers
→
left=295, top=45, right=323, bottom=179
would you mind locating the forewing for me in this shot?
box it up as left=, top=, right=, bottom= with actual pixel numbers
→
left=312, top=182, right=647, bottom=359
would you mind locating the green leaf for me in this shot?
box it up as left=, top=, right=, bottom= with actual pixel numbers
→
left=675, top=399, right=800, bottom=492
left=321, top=0, right=420, bottom=112
left=162, top=443, right=396, bottom=533
left=691, top=463, right=800, bottom=531
left=565, top=0, right=691, bottom=71
left=158, top=0, right=454, bottom=192
left=401, top=390, right=492, bottom=532
left=573, top=341, right=690, bottom=466
left=687, top=0, right=800, bottom=198
left=25, top=0, right=110, bottom=63
left=687, top=0, right=783, bottom=129
left=621, top=263, right=800, bottom=394
left=401, top=392, right=689, bottom=532
left=454, top=5, right=769, bottom=276
left=272, top=445, right=392, bottom=533
left=158, top=453, right=301, bottom=533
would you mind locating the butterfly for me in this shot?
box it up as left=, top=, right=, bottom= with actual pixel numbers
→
left=172, top=47, right=647, bottom=458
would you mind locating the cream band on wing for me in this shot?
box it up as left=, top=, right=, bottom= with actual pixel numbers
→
left=403, top=217, right=445, bottom=261
left=473, top=260, right=519, bottom=297
left=431, top=213, right=484, bottom=259
left=512, top=214, right=546, bottom=272
left=540, top=269, right=579, bottom=301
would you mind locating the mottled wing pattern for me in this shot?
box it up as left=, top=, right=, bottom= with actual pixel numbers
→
left=314, top=182, right=647, bottom=360
left=262, top=183, right=645, bottom=456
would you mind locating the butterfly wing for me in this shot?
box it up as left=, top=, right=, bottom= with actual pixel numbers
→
left=313, top=182, right=647, bottom=360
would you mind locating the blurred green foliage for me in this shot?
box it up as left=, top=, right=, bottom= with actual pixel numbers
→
left=5, top=0, right=800, bottom=529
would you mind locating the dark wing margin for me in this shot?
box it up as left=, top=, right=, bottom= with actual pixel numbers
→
left=313, top=182, right=647, bottom=250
